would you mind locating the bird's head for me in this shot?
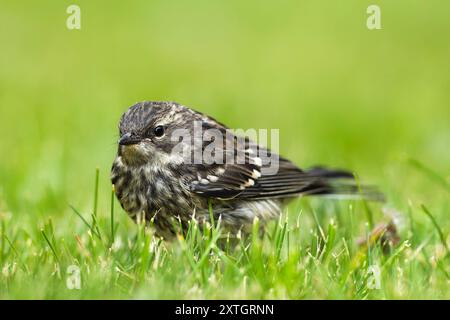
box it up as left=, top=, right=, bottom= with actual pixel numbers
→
left=117, top=101, right=184, bottom=166
left=117, top=101, right=210, bottom=167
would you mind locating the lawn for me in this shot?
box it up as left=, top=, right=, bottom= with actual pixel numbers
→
left=0, top=1, right=448, bottom=299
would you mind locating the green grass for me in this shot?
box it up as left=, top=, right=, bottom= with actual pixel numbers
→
left=0, top=171, right=448, bottom=299
left=0, top=1, right=449, bottom=299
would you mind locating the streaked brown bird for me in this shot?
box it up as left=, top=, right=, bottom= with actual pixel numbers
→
left=111, top=101, right=380, bottom=239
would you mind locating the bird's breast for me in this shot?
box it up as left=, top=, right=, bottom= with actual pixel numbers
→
left=111, top=156, right=195, bottom=220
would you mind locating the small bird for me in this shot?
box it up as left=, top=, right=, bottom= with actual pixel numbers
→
left=111, top=101, right=378, bottom=239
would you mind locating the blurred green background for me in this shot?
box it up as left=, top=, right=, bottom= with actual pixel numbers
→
left=0, top=1, right=449, bottom=228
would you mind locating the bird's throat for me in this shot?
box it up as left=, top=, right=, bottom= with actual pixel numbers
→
left=119, top=145, right=148, bottom=166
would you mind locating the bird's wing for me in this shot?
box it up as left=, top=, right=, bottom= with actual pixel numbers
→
left=187, top=120, right=359, bottom=200
left=188, top=135, right=356, bottom=200
left=188, top=144, right=264, bottom=200
left=237, top=162, right=355, bottom=199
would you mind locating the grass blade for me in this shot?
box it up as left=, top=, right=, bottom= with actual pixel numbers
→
left=408, top=158, right=450, bottom=193
left=110, top=184, right=116, bottom=246
left=69, top=204, right=101, bottom=240
left=92, top=168, right=102, bottom=238
left=421, top=204, right=449, bottom=254
left=41, top=229, right=59, bottom=263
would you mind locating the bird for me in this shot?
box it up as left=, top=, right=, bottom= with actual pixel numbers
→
left=111, top=101, right=380, bottom=239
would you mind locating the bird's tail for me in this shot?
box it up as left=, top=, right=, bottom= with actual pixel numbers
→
left=301, top=166, right=384, bottom=201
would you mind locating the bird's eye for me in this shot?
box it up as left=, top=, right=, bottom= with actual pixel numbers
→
left=153, top=125, right=165, bottom=138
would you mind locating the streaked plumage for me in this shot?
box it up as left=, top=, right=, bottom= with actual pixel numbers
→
left=111, top=101, right=379, bottom=239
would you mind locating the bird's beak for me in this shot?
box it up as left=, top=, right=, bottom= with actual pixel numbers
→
left=118, top=132, right=141, bottom=146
